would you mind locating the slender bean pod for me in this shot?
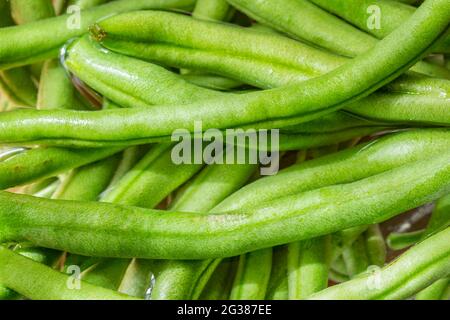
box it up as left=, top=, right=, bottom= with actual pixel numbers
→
left=1, top=0, right=448, bottom=146
left=1, top=147, right=450, bottom=259
left=309, top=227, right=450, bottom=300
left=0, top=0, right=196, bottom=69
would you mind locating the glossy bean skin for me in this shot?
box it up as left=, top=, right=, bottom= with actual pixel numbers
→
left=93, top=10, right=450, bottom=126
left=0, top=0, right=196, bottom=70
left=1, top=147, right=450, bottom=259
left=0, top=246, right=138, bottom=300
left=0, top=147, right=121, bottom=190
left=226, top=0, right=449, bottom=77
left=1, top=0, right=449, bottom=147
left=214, top=129, right=450, bottom=212
left=309, top=0, right=450, bottom=53
left=416, top=278, right=449, bottom=300
left=309, top=227, right=450, bottom=300
left=65, top=36, right=390, bottom=150
left=65, top=36, right=224, bottom=108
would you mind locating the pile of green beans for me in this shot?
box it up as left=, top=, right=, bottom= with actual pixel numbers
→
left=0, top=0, right=449, bottom=301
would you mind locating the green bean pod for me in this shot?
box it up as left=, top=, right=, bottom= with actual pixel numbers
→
left=37, top=59, right=85, bottom=110
left=287, top=237, right=329, bottom=299
left=10, top=0, right=55, bottom=25
left=0, top=246, right=138, bottom=300
left=1, top=148, right=450, bottom=259
left=1, top=0, right=448, bottom=147
left=68, top=0, right=110, bottom=10
left=0, top=0, right=196, bottom=70
left=65, top=35, right=390, bottom=149
left=150, top=162, right=257, bottom=300
left=199, top=258, right=238, bottom=300
left=387, top=230, right=425, bottom=250
left=309, top=227, right=450, bottom=300
left=227, top=0, right=449, bottom=77
left=193, top=0, right=233, bottom=21
left=364, top=224, right=387, bottom=267
left=309, top=0, right=450, bottom=53
left=0, top=146, right=121, bottom=190
left=230, top=249, right=272, bottom=300
left=416, top=278, right=449, bottom=300
left=91, top=10, right=450, bottom=125
left=342, top=236, right=370, bottom=278
left=0, top=68, right=37, bottom=107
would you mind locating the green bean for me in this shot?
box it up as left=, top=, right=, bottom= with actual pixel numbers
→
left=37, top=59, right=85, bottom=110
left=0, top=0, right=196, bottom=70
left=227, top=0, right=449, bottom=77
left=10, top=0, right=55, bottom=25
left=0, top=66, right=37, bottom=107
left=0, top=0, right=14, bottom=27
left=266, top=246, right=288, bottom=300
left=106, top=145, right=150, bottom=189
left=387, top=230, right=425, bottom=250
left=64, top=36, right=223, bottom=108
left=193, top=0, right=233, bottom=21
left=2, top=0, right=448, bottom=146
left=309, top=0, right=450, bottom=53
left=309, top=227, right=450, bottom=300
left=52, top=155, right=120, bottom=201
left=364, top=225, right=387, bottom=267
left=0, top=146, right=121, bottom=189
left=230, top=249, right=272, bottom=300
left=0, top=246, right=60, bottom=300
left=181, top=74, right=243, bottom=91
left=100, top=143, right=202, bottom=208
left=422, top=194, right=450, bottom=238
left=92, top=10, right=450, bottom=125
left=65, top=35, right=390, bottom=149
left=68, top=0, right=110, bottom=10
left=53, top=0, right=68, bottom=16
left=80, top=258, right=130, bottom=291
left=199, top=258, right=238, bottom=300
left=150, top=161, right=257, bottom=300
left=214, top=129, right=450, bottom=212
left=1, top=146, right=450, bottom=259
left=151, top=129, right=450, bottom=298
left=342, top=236, right=370, bottom=278
left=416, top=278, right=449, bottom=300
left=287, top=237, right=329, bottom=299
left=0, top=246, right=138, bottom=300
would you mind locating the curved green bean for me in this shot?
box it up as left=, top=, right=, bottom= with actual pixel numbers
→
left=0, top=146, right=121, bottom=190
left=10, top=0, right=55, bottom=25
left=227, top=0, right=449, bottom=77
left=0, top=246, right=138, bottom=300
left=1, top=0, right=448, bottom=146
left=309, top=0, right=450, bottom=53
left=193, top=0, right=233, bottom=21
left=309, top=227, right=450, bottom=300
left=1, top=147, right=450, bottom=259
